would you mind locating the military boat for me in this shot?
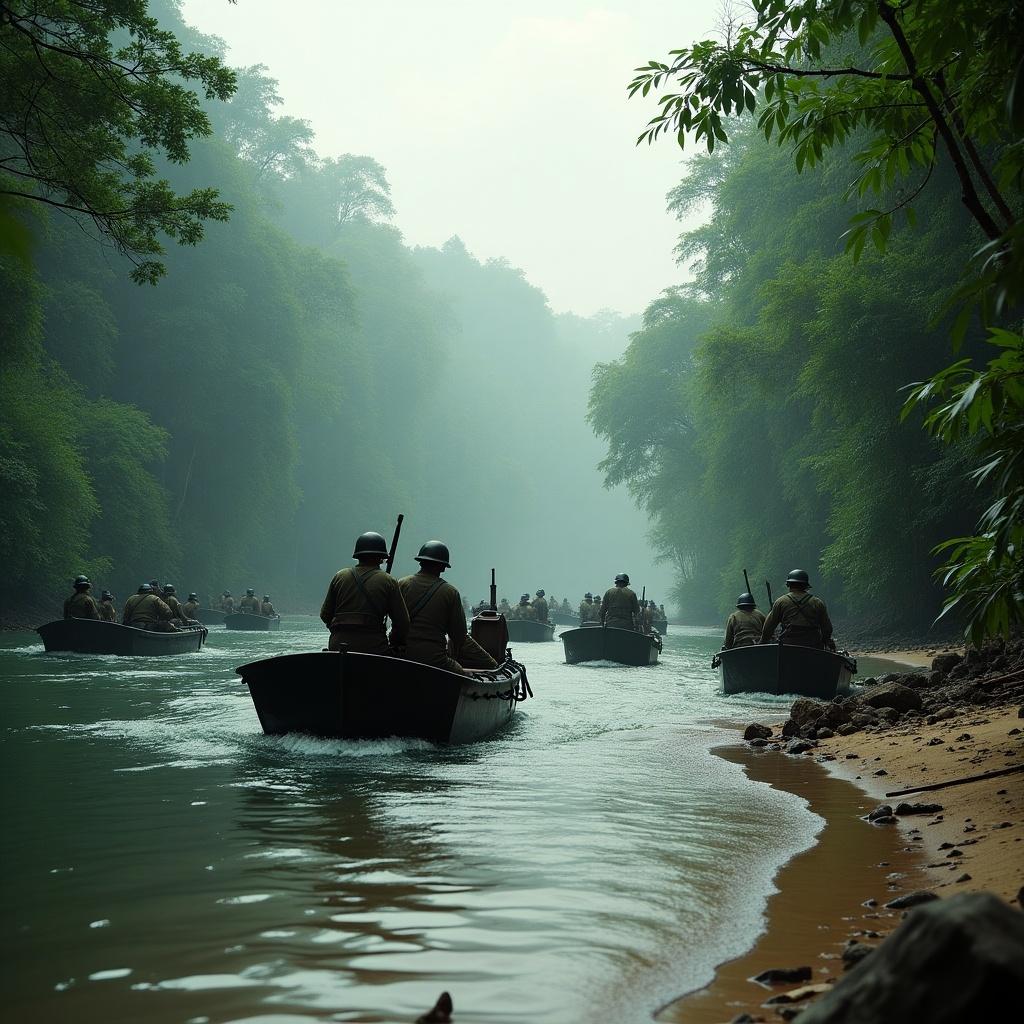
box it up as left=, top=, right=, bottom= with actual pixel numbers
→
left=550, top=609, right=580, bottom=627
left=560, top=623, right=661, bottom=665
left=225, top=612, right=281, bottom=631
left=195, top=607, right=227, bottom=625
left=505, top=618, right=556, bottom=642
left=236, top=649, right=531, bottom=744
left=37, top=619, right=207, bottom=656
left=652, top=615, right=668, bottom=634
left=712, top=642, right=856, bottom=698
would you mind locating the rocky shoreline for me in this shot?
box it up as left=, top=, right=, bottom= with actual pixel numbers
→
left=666, top=636, right=1024, bottom=1023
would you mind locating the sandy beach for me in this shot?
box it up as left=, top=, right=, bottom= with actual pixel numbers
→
left=660, top=668, right=1023, bottom=1023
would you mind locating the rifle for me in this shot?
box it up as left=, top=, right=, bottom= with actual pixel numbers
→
left=385, top=514, right=404, bottom=575
left=765, top=579, right=774, bottom=606
left=489, top=568, right=497, bottom=611
left=743, top=569, right=752, bottom=595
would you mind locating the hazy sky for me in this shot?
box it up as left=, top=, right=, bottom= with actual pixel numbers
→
left=180, top=0, right=716, bottom=316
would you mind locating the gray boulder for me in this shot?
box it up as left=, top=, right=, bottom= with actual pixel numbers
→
left=790, top=697, right=825, bottom=727
left=797, top=892, right=1024, bottom=1023
left=860, top=682, right=923, bottom=713
left=744, top=722, right=773, bottom=741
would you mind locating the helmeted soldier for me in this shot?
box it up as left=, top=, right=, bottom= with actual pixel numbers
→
left=220, top=591, right=235, bottom=613
left=510, top=594, right=536, bottom=621
left=760, top=570, right=834, bottom=649
left=98, top=589, right=117, bottom=622
left=320, top=531, right=410, bottom=655
left=724, top=593, right=766, bottom=649
left=182, top=592, right=201, bottom=620
left=64, top=575, right=100, bottom=620
left=561, top=598, right=572, bottom=614
left=600, top=573, right=640, bottom=630
left=532, top=589, right=549, bottom=623
left=162, top=584, right=186, bottom=623
left=578, top=592, right=595, bottom=622
left=239, top=588, right=261, bottom=614
left=123, top=584, right=177, bottom=631
left=259, top=595, right=275, bottom=617
left=498, top=597, right=512, bottom=615
left=397, top=541, right=496, bottom=673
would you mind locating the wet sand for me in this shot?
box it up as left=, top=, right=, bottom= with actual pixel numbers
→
left=661, top=703, right=1023, bottom=1022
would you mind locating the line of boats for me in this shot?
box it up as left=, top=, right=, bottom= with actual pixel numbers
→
left=34, top=605, right=856, bottom=746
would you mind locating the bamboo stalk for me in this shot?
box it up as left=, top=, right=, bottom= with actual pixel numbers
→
left=885, top=763, right=1024, bottom=798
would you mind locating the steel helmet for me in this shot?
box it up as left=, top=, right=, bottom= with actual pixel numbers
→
left=737, top=592, right=756, bottom=608
left=188, top=593, right=198, bottom=601
left=246, top=588, right=255, bottom=596
left=149, top=579, right=160, bottom=588
left=139, top=583, right=153, bottom=593
left=786, top=569, right=811, bottom=587
left=224, top=590, right=232, bottom=597
left=614, top=573, right=630, bottom=585
left=415, top=540, right=451, bottom=568
left=536, top=589, right=545, bottom=597
left=73, top=574, right=91, bottom=588
left=164, top=584, right=176, bottom=594
left=585, top=592, right=593, bottom=600
left=263, top=595, right=270, bottom=601
left=101, top=590, right=113, bottom=600
left=520, top=593, right=530, bottom=602
left=353, top=531, right=388, bottom=558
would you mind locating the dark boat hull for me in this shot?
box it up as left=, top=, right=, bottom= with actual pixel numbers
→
left=236, top=651, right=529, bottom=743
left=506, top=619, right=555, bottom=642
left=196, top=607, right=227, bottom=625
left=224, top=613, right=281, bottom=631
left=36, top=619, right=206, bottom=656
left=652, top=618, right=668, bottom=634
left=715, top=643, right=856, bottom=698
left=560, top=625, right=661, bottom=665
left=550, top=610, right=579, bottom=627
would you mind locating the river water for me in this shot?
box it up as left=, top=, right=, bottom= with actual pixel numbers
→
left=1, top=619, right=879, bottom=1024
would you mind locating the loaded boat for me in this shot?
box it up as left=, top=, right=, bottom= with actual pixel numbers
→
left=550, top=609, right=579, bottom=627
left=712, top=642, right=856, bottom=698
left=195, top=607, right=228, bottom=625
left=560, top=623, right=661, bottom=666
left=651, top=614, right=668, bottom=634
left=37, top=619, right=207, bottom=656
left=225, top=612, right=281, bottom=631
left=506, top=618, right=555, bottom=643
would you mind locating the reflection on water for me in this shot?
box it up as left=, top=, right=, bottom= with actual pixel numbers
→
left=1, top=619, right=823, bottom=1023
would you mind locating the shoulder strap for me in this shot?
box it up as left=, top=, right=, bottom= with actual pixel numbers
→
left=349, top=567, right=384, bottom=620
left=407, top=579, right=444, bottom=621
left=786, top=592, right=818, bottom=626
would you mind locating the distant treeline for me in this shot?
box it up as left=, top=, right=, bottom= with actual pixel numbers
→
left=589, top=124, right=990, bottom=633
left=1, top=1, right=643, bottom=621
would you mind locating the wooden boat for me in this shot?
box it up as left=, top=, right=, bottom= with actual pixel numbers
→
left=505, top=618, right=555, bottom=642
left=550, top=609, right=579, bottom=627
left=236, top=649, right=531, bottom=743
left=560, top=623, right=661, bottom=665
left=652, top=616, right=668, bottom=634
left=195, top=607, right=227, bottom=625
left=36, top=619, right=207, bottom=656
left=712, top=642, right=856, bottom=698
left=224, top=612, right=281, bottom=631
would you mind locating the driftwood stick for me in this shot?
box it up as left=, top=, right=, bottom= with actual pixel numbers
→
left=977, top=666, right=1024, bottom=688
left=885, top=763, right=1024, bottom=798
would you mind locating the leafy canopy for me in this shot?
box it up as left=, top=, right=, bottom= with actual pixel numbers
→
left=0, top=0, right=237, bottom=282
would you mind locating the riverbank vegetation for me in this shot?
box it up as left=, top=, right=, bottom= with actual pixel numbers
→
left=590, top=0, right=1022, bottom=637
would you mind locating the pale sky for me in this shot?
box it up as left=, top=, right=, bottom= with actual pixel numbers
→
left=179, top=0, right=716, bottom=316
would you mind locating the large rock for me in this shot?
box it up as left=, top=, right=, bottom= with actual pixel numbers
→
left=744, top=723, right=773, bottom=741
left=790, top=698, right=825, bottom=727
left=860, top=682, right=922, bottom=713
left=931, top=652, right=963, bottom=675
left=797, top=892, right=1024, bottom=1023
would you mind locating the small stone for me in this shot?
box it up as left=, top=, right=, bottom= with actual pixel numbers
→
left=884, top=890, right=939, bottom=909
left=837, top=723, right=859, bottom=736
left=955, top=873, right=972, bottom=883
left=752, top=966, right=813, bottom=986
left=894, top=802, right=943, bottom=816
left=926, top=737, right=945, bottom=746
left=861, top=898, right=877, bottom=907
left=744, top=723, right=773, bottom=741
left=749, top=737, right=768, bottom=747
left=945, top=849, right=964, bottom=858
left=845, top=752, right=859, bottom=758
left=868, top=804, right=894, bottom=821
left=872, top=769, right=888, bottom=776
left=842, top=943, right=875, bottom=969
left=786, top=739, right=814, bottom=755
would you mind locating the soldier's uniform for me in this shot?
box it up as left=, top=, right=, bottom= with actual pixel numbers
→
left=182, top=599, right=200, bottom=620
left=164, top=593, right=186, bottom=622
left=601, top=584, right=640, bottom=630
left=398, top=571, right=496, bottom=673
left=725, top=608, right=766, bottom=648
left=239, top=592, right=261, bottom=614
left=578, top=597, right=595, bottom=622
left=98, top=598, right=117, bottom=622
left=510, top=599, right=536, bottom=621
left=64, top=590, right=100, bottom=620
left=123, top=592, right=176, bottom=630
left=221, top=594, right=235, bottom=613
left=320, top=566, right=409, bottom=655
left=532, top=594, right=549, bottom=622
left=260, top=598, right=276, bottom=617
left=498, top=599, right=512, bottom=615
left=760, top=593, right=832, bottom=648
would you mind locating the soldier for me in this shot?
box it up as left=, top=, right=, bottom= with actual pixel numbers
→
left=63, top=575, right=100, bottom=619
left=498, top=597, right=512, bottom=615
left=578, top=592, right=594, bottom=622
left=182, top=592, right=201, bottom=620
left=759, top=570, right=834, bottom=649
left=239, top=588, right=261, bottom=614
left=532, top=589, right=549, bottom=623
left=561, top=598, right=572, bottom=615
left=220, top=591, right=235, bottom=613
left=600, top=573, right=640, bottom=630
left=510, top=594, right=535, bottom=621
left=320, top=531, right=410, bottom=654
left=260, top=594, right=276, bottom=617
left=123, top=584, right=177, bottom=631
left=724, top=593, right=766, bottom=649
left=397, top=541, right=496, bottom=673
left=162, top=584, right=186, bottom=623
left=98, top=589, right=118, bottom=622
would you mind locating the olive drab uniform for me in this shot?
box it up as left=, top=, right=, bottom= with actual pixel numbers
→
left=239, top=593, right=261, bottom=614
left=397, top=571, right=497, bottom=674
left=260, top=599, right=276, bottom=617
left=182, top=599, right=200, bottom=620
left=601, top=586, right=640, bottom=630
left=760, top=593, right=833, bottom=649
left=511, top=601, right=536, bottom=621
left=122, top=593, right=176, bottom=630
left=724, top=608, right=766, bottom=649
left=221, top=595, right=235, bottom=613
left=64, top=591, right=100, bottom=620
left=164, top=594, right=186, bottom=622
left=532, top=596, right=549, bottom=622
left=98, top=599, right=117, bottom=623
left=320, top=566, right=409, bottom=655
